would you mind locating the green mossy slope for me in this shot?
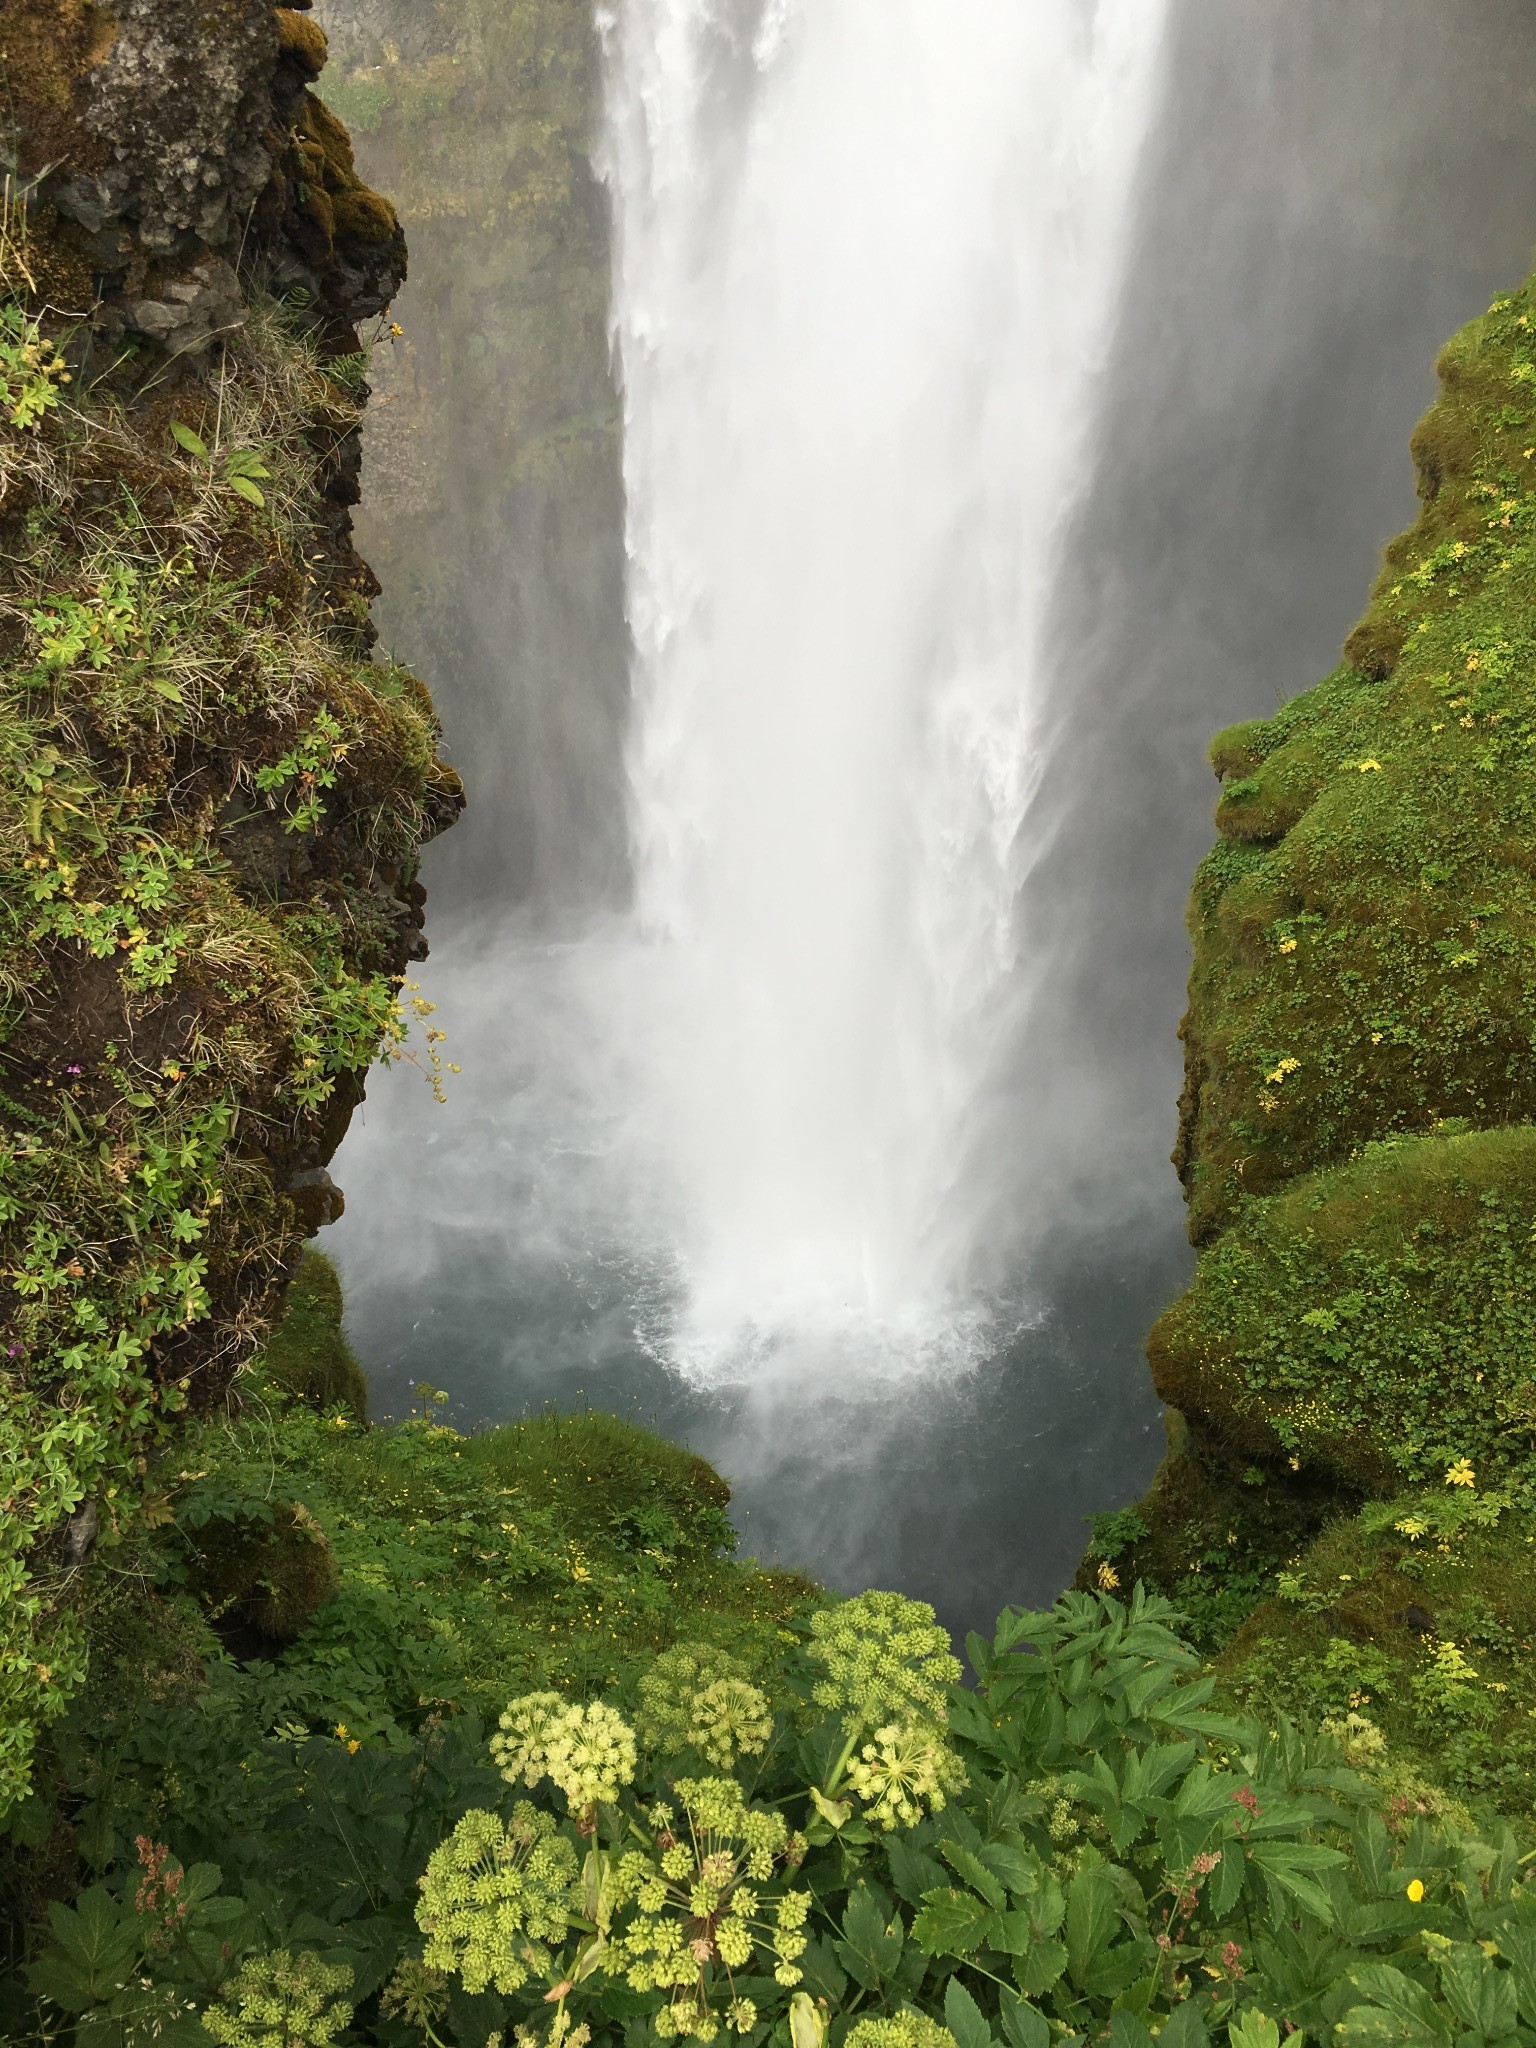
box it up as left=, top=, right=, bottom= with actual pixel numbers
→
left=1178, top=289, right=1536, bottom=1243
left=1111, top=271, right=1536, bottom=1814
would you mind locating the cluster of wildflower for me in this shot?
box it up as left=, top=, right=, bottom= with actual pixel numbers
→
left=844, top=1720, right=966, bottom=1831
left=1320, top=1709, right=1387, bottom=1767
left=415, top=1804, right=579, bottom=1996
left=636, top=1644, right=774, bottom=1768
left=808, top=1591, right=960, bottom=1733
left=845, top=2015, right=957, bottom=2048
left=203, top=1950, right=354, bottom=2048
left=492, top=1692, right=638, bottom=1813
left=604, top=1777, right=810, bottom=2040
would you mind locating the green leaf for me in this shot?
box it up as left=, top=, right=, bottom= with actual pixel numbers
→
left=836, top=1883, right=903, bottom=1991
left=1012, top=1938, right=1068, bottom=2001
left=912, top=1887, right=1000, bottom=1958
left=1158, top=2002, right=1209, bottom=2048
left=797, top=1936, right=848, bottom=2005
left=228, top=474, right=267, bottom=508
left=1065, top=1863, right=1116, bottom=1988
left=941, top=1840, right=1008, bottom=1909
left=887, top=1836, right=948, bottom=1904
left=945, top=1978, right=996, bottom=2048
left=1110, top=2012, right=1155, bottom=2048
left=29, top=1887, right=140, bottom=2010
left=976, top=1841, right=1046, bottom=1899
left=170, top=420, right=209, bottom=459
left=997, top=1992, right=1050, bottom=2048
left=1338, top=1964, right=1452, bottom=2042
left=1226, top=2013, right=1280, bottom=2048
left=1207, top=1841, right=1245, bottom=1917
left=1436, top=1942, right=1517, bottom=2040
left=1248, top=1838, right=1345, bottom=1920
left=147, top=674, right=185, bottom=702
left=1501, top=1925, right=1536, bottom=2025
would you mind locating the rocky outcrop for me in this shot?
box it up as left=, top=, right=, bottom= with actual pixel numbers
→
left=0, top=3, right=459, bottom=1812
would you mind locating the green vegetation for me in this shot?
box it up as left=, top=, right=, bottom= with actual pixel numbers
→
left=1103, top=265, right=1536, bottom=1842
left=1177, top=287, right=1536, bottom=1240
left=17, top=1542, right=1536, bottom=2048
left=261, top=1252, right=368, bottom=1417
left=0, top=89, right=458, bottom=1813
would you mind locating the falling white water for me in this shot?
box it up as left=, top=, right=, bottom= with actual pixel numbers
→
left=599, top=0, right=1168, bottom=1381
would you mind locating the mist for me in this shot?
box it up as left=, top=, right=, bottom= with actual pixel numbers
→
left=315, top=0, right=1536, bottom=1636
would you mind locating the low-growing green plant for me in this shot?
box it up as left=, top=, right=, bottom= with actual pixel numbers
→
left=17, top=1579, right=1536, bottom=2047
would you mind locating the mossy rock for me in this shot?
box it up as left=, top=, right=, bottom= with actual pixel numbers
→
left=259, top=1250, right=368, bottom=1418
left=1149, top=1124, right=1536, bottom=1492
left=1214, top=1493, right=1536, bottom=1817
left=1177, top=281, right=1536, bottom=1242
left=458, top=1411, right=737, bottom=1566
left=185, top=1501, right=338, bottom=1649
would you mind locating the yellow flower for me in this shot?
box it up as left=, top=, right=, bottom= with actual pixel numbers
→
left=1446, top=1459, right=1476, bottom=1489
left=1407, top=1879, right=1425, bottom=1903
left=1278, top=938, right=1298, bottom=955
left=335, top=1723, right=348, bottom=1739
left=347, top=1739, right=361, bottom=1754
left=1096, top=1563, right=1120, bottom=1592
left=1356, top=759, right=1383, bottom=774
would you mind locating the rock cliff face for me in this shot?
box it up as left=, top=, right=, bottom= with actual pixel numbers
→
left=1087, top=267, right=1536, bottom=1807
left=0, top=2, right=459, bottom=1809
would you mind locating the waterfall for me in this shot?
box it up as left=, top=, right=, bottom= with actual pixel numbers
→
left=599, top=0, right=1169, bottom=1383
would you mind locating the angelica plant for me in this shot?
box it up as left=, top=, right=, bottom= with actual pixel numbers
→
left=605, top=1776, right=810, bottom=2040
left=492, top=1693, right=638, bottom=1819
left=807, top=1591, right=964, bottom=1826
left=636, top=1643, right=774, bottom=1768
left=415, top=1804, right=579, bottom=1996
left=202, top=1951, right=353, bottom=2048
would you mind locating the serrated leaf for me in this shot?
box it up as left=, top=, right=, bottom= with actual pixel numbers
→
left=912, top=1887, right=1000, bottom=1958
left=1012, top=1937, right=1068, bottom=2000
left=945, top=1977, right=995, bottom=2048
left=1109, top=2010, right=1155, bottom=2048
left=1227, top=2012, right=1279, bottom=2048
left=1158, top=2001, right=1209, bottom=2048
left=998, top=1993, right=1050, bottom=2048
left=1066, top=1863, right=1116, bottom=1985
left=942, top=1840, right=1008, bottom=1908
left=795, top=1936, right=847, bottom=2005
left=1436, top=1942, right=1517, bottom=2039
left=170, top=420, right=209, bottom=459
left=887, top=1836, right=948, bottom=1905
left=1502, top=1925, right=1536, bottom=2025
left=30, top=1888, right=139, bottom=2009
left=1339, top=1964, right=1452, bottom=2041
left=1249, top=1838, right=1346, bottom=1920
left=977, top=1840, right=1045, bottom=1899
left=835, top=1883, right=902, bottom=1991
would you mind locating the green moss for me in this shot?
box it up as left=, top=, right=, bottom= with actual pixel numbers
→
left=1177, top=283, right=1536, bottom=1244
left=1125, top=277, right=1536, bottom=1797
left=1150, top=1124, right=1536, bottom=1490
left=1215, top=1489, right=1536, bottom=1816
left=257, top=1250, right=367, bottom=1418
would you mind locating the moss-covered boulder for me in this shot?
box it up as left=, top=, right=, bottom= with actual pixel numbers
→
left=1177, top=288, right=1536, bottom=1244
left=258, top=1249, right=367, bottom=1415
left=1150, top=1125, right=1536, bottom=1491
left=1110, top=275, right=1536, bottom=1785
